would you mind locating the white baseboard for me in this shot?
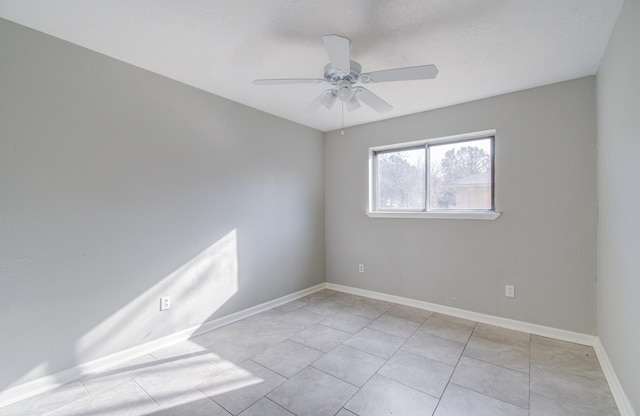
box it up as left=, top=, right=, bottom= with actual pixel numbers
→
left=326, top=283, right=596, bottom=345
left=327, top=282, right=636, bottom=416
left=0, top=283, right=326, bottom=409
left=593, top=338, right=638, bottom=416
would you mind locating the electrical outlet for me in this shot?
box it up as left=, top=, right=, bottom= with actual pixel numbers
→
left=505, top=285, right=515, bottom=298
left=160, top=296, right=171, bottom=311
left=358, top=264, right=365, bottom=273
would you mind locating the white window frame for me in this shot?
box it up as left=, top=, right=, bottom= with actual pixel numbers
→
left=367, top=130, right=501, bottom=220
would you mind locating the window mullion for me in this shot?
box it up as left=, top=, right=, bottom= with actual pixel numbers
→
left=424, top=145, right=430, bottom=212
left=372, top=151, right=378, bottom=211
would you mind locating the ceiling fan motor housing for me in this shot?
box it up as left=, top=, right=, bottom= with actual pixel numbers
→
left=323, top=61, right=362, bottom=84
left=324, top=61, right=363, bottom=101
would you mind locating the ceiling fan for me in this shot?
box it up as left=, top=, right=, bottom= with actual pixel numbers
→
left=253, top=34, right=439, bottom=114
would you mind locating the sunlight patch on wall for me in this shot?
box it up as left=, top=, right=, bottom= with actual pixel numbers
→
left=75, top=229, right=239, bottom=363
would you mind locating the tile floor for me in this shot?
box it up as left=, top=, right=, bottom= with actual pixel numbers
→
left=0, top=290, right=621, bottom=416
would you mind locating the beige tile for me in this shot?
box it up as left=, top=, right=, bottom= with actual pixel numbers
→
left=530, top=390, right=620, bottom=416
left=530, top=362, right=619, bottom=416
left=345, top=374, right=439, bottom=416
left=331, top=292, right=366, bottom=305
left=192, top=315, right=303, bottom=368
left=531, top=335, right=602, bottom=379
left=252, top=340, right=323, bottom=378
left=338, top=296, right=394, bottom=320
left=150, top=342, right=234, bottom=375
left=434, top=384, right=528, bottom=416
left=272, top=308, right=325, bottom=328
left=450, top=356, right=529, bottom=409
left=312, top=344, right=385, bottom=387
left=80, top=354, right=160, bottom=396
left=463, top=336, right=530, bottom=374
left=319, top=312, right=371, bottom=334
left=343, top=328, right=405, bottom=359
left=196, top=311, right=302, bottom=348
left=149, top=389, right=231, bottom=416
left=300, top=293, right=347, bottom=316
left=431, top=313, right=477, bottom=328
left=0, top=382, right=88, bottom=416
left=46, top=380, right=158, bottom=416
left=267, top=367, right=358, bottom=416
left=238, top=397, right=293, bottom=416
left=384, top=304, right=433, bottom=324
left=335, top=409, right=358, bottom=416
left=402, top=330, right=465, bottom=366
left=198, top=360, right=286, bottom=415
left=419, top=315, right=476, bottom=343
left=472, top=323, right=530, bottom=349
left=367, top=314, right=421, bottom=338
left=378, top=350, right=454, bottom=398
left=289, top=324, right=351, bottom=352
left=134, top=353, right=225, bottom=404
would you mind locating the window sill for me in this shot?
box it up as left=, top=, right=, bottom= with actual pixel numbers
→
left=365, top=211, right=501, bottom=220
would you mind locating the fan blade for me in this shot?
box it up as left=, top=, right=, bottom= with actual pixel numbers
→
left=253, top=78, right=326, bottom=86
left=365, top=65, right=439, bottom=83
left=322, top=35, right=351, bottom=71
left=304, top=90, right=336, bottom=113
left=345, top=96, right=361, bottom=112
left=356, top=88, right=393, bottom=113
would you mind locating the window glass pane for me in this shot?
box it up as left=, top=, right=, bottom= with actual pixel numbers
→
left=376, top=148, right=425, bottom=210
left=429, top=138, right=492, bottom=210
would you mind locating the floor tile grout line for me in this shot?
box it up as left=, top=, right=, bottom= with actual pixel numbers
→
left=373, top=372, right=442, bottom=401
left=448, top=380, right=530, bottom=410
left=376, top=301, right=454, bottom=396
left=462, top=335, right=532, bottom=375
left=315, top=321, right=359, bottom=336
left=40, top=377, right=145, bottom=416
left=313, top=323, right=392, bottom=393
left=130, top=379, right=160, bottom=407
left=79, top=380, right=91, bottom=398
left=264, top=395, right=296, bottom=416
left=414, top=317, right=476, bottom=345
left=309, top=364, right=363, bottom=409
left=431, top=321, right=477, bottom=416
left=458, top=353, right=531, bottom=376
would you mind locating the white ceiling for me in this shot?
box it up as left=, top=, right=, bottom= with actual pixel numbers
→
left=0, top=0, right=623, bottom=132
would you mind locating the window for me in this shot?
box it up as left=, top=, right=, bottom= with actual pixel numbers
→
left=368, top=131, right=500, bottom=220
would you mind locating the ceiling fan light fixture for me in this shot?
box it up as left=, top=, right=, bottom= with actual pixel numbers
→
left=345, top=96, right=361, bottom=112
left=336, top=80, right=353, bottom=102
left=320, top=91, right=337, bottom=110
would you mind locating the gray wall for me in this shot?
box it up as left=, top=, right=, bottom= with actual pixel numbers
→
left=0, top=19, right=325, bottom=390
left=596, top=0, right=640, bottom=411
left=325, top=77, right=598, bottom=334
